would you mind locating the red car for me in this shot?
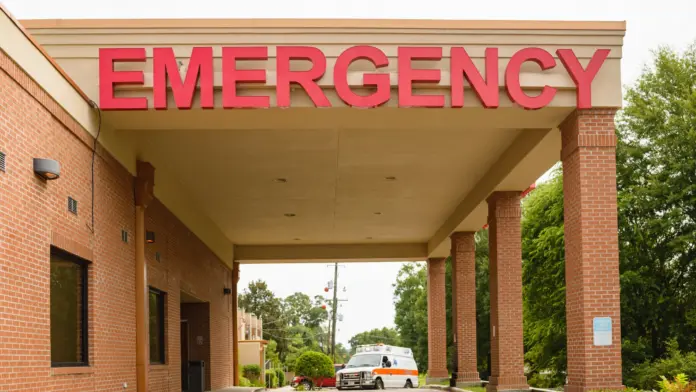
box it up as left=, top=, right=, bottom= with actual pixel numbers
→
left=292, top=364, right=345, bottom=389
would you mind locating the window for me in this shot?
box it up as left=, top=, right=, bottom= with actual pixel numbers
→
left=149, top=287, right=166, bottom=364
left=50, top=247, right=88, bottom=367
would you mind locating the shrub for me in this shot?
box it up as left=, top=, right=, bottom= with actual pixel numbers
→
left=240, top=376, right=252, bottom=387
left=295, top=351, right=335, bottom=389
left=657, top=374, right=696, bottom=392
left=243, top=364, right=263, bottom=382
left=276, top=368, right=286, bottom=386
left=625, top=341, right=696, bottom=389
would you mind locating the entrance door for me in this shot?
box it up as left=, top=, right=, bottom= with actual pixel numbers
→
left=181, top=320, right=190, bottom=391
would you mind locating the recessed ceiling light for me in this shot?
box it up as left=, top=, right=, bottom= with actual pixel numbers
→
left=374, top=212, right=382, bottom=215
left=294, top=238, right=301, bottom=241
left=366, top=236, right=373, bottom=240
left=284, top=213, right=296, bottom=217
left=385, top=176, right=397, bottom=181
left=275, top=178, right=288, bottom=183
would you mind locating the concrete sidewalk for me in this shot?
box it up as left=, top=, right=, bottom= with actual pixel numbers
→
left=214, top=387, right=265, bottom=392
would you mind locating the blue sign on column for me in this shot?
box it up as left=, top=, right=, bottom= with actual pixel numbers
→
left=593, top=317, right=612, bottom=346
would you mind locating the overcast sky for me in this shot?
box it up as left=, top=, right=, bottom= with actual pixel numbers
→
left=5, top=0, right=695, bottom=346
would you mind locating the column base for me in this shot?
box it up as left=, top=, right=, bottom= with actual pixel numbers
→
left=456, top=371, right=481, bottom=386
left=487, top=375, right=529, bottom=392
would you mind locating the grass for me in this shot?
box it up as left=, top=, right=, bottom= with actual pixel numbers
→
left=418, top=374, right=451, bottom=386
left=416, top=374, right=488, bottom=392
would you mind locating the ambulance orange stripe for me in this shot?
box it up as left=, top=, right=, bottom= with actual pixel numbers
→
left=372, top=368, right=418, bottom=376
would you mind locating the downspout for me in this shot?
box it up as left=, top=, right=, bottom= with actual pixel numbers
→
left=134, top=161, right=155, bottom=392
left=232, top=262, right=240, bottom=385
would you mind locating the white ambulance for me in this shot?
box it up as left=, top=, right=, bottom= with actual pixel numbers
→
left=336, top=344, right=419, bottom=390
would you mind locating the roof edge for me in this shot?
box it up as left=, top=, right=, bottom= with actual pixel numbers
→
left=20, top=18, right=626, bottom=31
left=0, top=5, right=92, bottom=103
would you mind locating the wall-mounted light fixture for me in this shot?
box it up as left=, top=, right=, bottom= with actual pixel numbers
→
left=146, top=231, right=155, bottom=243
left=33, top=158, right=60, bottom=180
left=223, top=288, right=232, bottom=295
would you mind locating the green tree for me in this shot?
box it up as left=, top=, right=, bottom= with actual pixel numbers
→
left=266, top=339, right=281, bottom=367
left=475, top=230, right=491, bottom=374
left=617, top=43, right=696, bottom=377
left=393, top=262, right=429, bottom=372
left=239, top=280, right=290, bottom=359
left=284, top=293, right=313, bottom=327
left=348, top=328, right=402, bottom=352
left=306, top=295, right=330, bottom=329
left=521, top=169, right=567, bottom=387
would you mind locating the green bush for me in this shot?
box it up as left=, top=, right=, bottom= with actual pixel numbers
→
left=266, top=370, right=278, bottom=388
left=239, top=376, right=252, bottom=387
left=625, top=341, right=696, bottom=390
left=243, top=364, right=263, bottom=382
left=295, top=351, right=335, bottom=388
left=275, top=368, right=286, bottom=386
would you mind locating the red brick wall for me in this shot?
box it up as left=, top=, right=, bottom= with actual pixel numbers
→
left=145, top=197, right=234, bottom=392
left=486, top=192, right=527, bottom=392
left=180, top=303, right=212, bottom=391
left=561, top=109, right=622, bottom=392
left=0, top=50, right=234, bottom=391
left=426, top=257, right=448, bottom=379
left=450, top=232, right=478, bottom=383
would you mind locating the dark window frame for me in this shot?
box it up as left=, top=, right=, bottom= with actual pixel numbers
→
left=149, top=287, right=166, bottom=364
left=50, top=246, right=89, bottom=368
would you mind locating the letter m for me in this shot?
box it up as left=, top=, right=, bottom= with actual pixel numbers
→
left=153, top=47, right=214, bottom=109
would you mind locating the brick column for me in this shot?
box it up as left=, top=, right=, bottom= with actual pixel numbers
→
left=561, top=109, right=623, bottom=392
left=427, top=257, right=449, bottom=383
left=451, top=232, right=480, bottom=385
left=487, top=192, right=528, bottom=392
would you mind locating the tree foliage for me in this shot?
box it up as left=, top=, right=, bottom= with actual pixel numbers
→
left=521, top=169, right=567, bottom=387
left=393, top=263, right=429, bottom=372
left=238, top=280, right=330, bottom=368
left=348, top=328, right=402, bottom=352
left=616, top=44, right=696, bottom=374
left=475, top=230, right=491, bottom=375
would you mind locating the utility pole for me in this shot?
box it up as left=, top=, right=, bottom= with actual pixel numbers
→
left=323, top=263, right=347, bottom=362
left=326, top=317, right=332, bottom=355
left=331, top=262, right=339, bottom=362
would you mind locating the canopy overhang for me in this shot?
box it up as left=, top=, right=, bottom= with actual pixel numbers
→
left=21, top=18, right=625, bottom=266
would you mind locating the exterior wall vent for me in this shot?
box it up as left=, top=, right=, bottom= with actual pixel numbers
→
left=121, top=230, right=129, bottom=243
left=155, top=252, right=161, bottom=262
left=68, top=197, right=78, bottom=214
left=0, top=151, right=5, bottom=172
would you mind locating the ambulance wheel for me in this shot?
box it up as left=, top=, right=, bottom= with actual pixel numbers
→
left=405, top=380, right=413, bottom=388
left=375, top=378, right=384, bottom=390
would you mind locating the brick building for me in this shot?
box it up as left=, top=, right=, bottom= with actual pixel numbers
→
left=0, top=5, right=625, bottom=392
